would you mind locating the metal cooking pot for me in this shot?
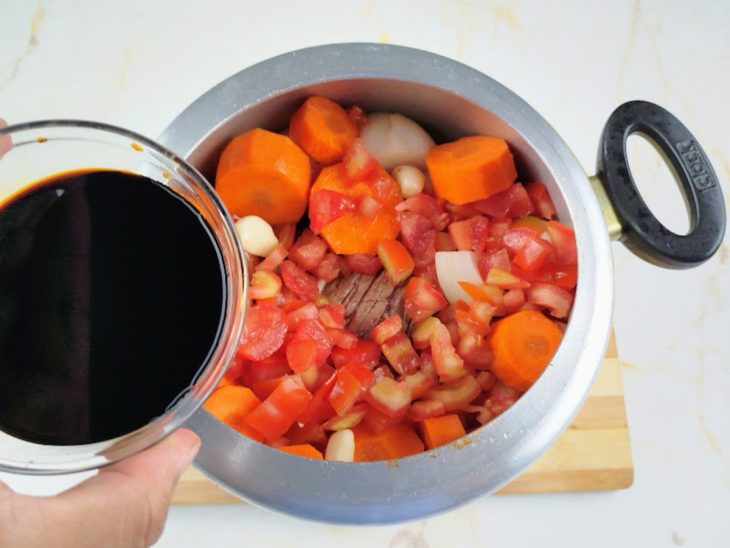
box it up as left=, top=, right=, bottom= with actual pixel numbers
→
left=159, top=43, right=726, bottom=524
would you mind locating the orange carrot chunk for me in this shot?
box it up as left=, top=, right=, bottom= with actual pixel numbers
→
left=278, top=443, right=324, bottom=459
left=289, top=96, right=358, bottom=165
left=203, top=385, right=265, bottom=442
left=421, top=414, right=466, bottom=449
left=426, top=136, right=517, bottom=205
left=487, top=309, right=563, bottom=392
left=353, top=423, right=424, bottom=462
left=312, top=165, right=400, bottom=255
left=215, top=128, right=311, bottom=224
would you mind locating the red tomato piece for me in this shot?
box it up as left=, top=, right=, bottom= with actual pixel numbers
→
left=244, top=352, right=290, bottom=386
left=370, top=315, right=403, bottom=345
left=251, top=376, right=286, bottom=401
left=485, top=382, right=520, bottom=416
left=345, top=253, right=382, bottom=275
left=343, top=138, right=378, bottom=185
left=347, top=105, right=368, bottom=131
left=326, top=327, right=359, bottom=350
left=476, top=248, right=511, bottom=278
left=298, top=372, right=337, bottom=425
left=512, top=234, right=553, bottom=272
left=448, top=215, right=490, bottom=253
left=280, top=260, right=319, bottom=301
left=474, top=183, right=533, bottom=219
left=237, top=304, right=288, bottom=361
left=511, top=264, right=578, bottom=290
left=525, top=182, right=557, bottom=220
left=308, top=189, right=358, bottom=234
left=435, top=231, right=457, bottom=251
left=363, top=404, right=404, bottom=434
left=475, top=370, right=497, bottom=391
left=485, top=267, right=530, bottom=289
left=329, top=368, right=363, bottom=416
left=380, top=333, right=420, bottom=375
left=314, top=252, right=342, bottom=282
left=286, top=339, right=318, bottom=373
left=291, top=319, right=333, bottom=365
left=403, top=276, right=448, bottom=322
left=401, top=368, right=436, bottom=400
left=526, top=283, right=574, bottom=319
left=377, top=239, right=415, bottom=284
left=365, top=377, right=412, bottom=418
left=318, top=303, right=346, bottom=329
left=503, top=288, right=526, bottom=314
left=288, top=229, right=328, bottom=271
left=256, top=242, right=288, bottom=272
left=456, top=333, right=494, bottom=370
left=395, top=193, right=449, bottom=230
left=429, top=319, right=466, bottom=382
left=546, top=220, right=577, bottom=266
left=331, top=339, right=381, bottom=370
left=407, top=400, right=446, bottom=421
left=244, top=376, right=313, bottom=441
left=342, top=362, right=377, bottom=389
left=285, top=302, right=319, bottom=330
left=399, top=212, right=437, bottom=269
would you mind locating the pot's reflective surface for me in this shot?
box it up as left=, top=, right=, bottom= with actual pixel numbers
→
left=160, top=43, right=613, bottom=524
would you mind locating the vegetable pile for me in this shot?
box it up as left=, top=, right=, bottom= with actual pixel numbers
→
left=203, top=96, right=578, bottom=462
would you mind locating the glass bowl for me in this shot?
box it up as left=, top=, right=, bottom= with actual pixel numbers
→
left=0, top=120, right=247, bottom=474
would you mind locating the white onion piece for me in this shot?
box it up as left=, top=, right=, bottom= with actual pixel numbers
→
left=360, top=113, right=435, bottom=170
left=435, top=251, right=484, bottom=304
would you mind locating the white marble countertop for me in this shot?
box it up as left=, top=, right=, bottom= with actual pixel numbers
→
left=1, top=1, right=728, bottom=546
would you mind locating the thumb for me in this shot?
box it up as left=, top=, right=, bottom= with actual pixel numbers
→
left=46, top=428, right=201, bottom=548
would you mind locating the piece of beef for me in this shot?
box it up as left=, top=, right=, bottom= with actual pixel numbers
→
left=323, top=270, right=412, bottom=338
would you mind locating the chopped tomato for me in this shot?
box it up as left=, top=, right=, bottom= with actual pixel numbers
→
left=244, top=352, right=289, bottom=386
left=346, top=105, right=368, bottom=131
left=308, top=189, right=358, bottom=234
left=512, top=264, right=578, bottom=290
left=435, top=231, right=457, bottom=251
left=328, top=368, right=363, bottom=416
left=401, top=369, right=436, bottom=400
left=510, top=233, right=553, bottom=272
left=448, top=215, right=489, bottom=253
left=399, top=212, right=435, bottom=267
left=526, top=282, right=574, bottom=319
left=395, top=193, right=449, bottom=230
left=321, top=404, right=368, bottom=431
left=285, top=339, right=318, bottom=372
left=370, top=315, right=403, bottom=345
left=288, top=229, right=328, bottom=271
left=474, top=183, right=533, bottom=219
left=503, top=288, right=526, bottom=314
left=280, top=260, right=319, bottom=301
left=378, top=239, right=415, bottom=284
left=525, top=182, right=556, bottom=220
left=365, top=377, right=412, bottom=417
left=245, top=376, right=313, bottom=441
left=256, top=242, right=288, bottom=272
left=331, top=339, right=381, bottom=370
left=342, top=362, right=377, bottom=389
left=546, top=220, right=577, bottom=266
left=456, top=333, right=493, bottom=369
left=285, top=302, right=319, bottom=329
left=291, top=319, right=333, bottom=364
left=485, top=382, right=520, bottom=416
left=380, top=333, right=420, bottom=375
left=343, top=138, right=378, bottom=185
left=327, top=327, right=358, bottom=349
left=403, top=276, right=448, bottom=322
left=314, top=252, right=342, bottom=282
left=429, top=319, right=466, bottom=382
left=345, top=253, right=382, bottom=275
left=298, top=373, right=337, bottom=425
left=485, top=268, right=530, bottom=289
left=319, top=303, right=346, bottom=329
left=251, top=375, right=286, bottom=401
left=237, top=304, right=288, bottom=361
left=476, top=248, right=511, bottom=278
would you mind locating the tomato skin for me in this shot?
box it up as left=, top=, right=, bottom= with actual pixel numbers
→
left=328, top=368, right=363, bottom=416
left=345, top=253, right=382, bottom=275
left=395, top=193, right=449, bottom=231
left=289, top=229, right=328, bottom=271
left=365, top=377, right=412, bottom=417
left=291, top=319, right=333, bottom=365
left=319, top=304, right=346, bottom=329
left=314, top=252, right=342, bottom=282
left=280, top=260, right=320, bottom=301
left=525, top=282, right=574, bottom=318
left=342, top=362, right=377, bottom=389
left=298, top=372, right=337, bottom=425
left=380, top=333, right=420, bottom=375
left=429, top=319, right=466, bottom=382
left=343, top=138, right=378, bottom=185
left=474, top=183, right=533, bottom=219
left=309, top=189, right=358, bottom=234
left=425, top=374, right=481, bottom=412
left=546, top=220, right=577, bottom=266
left=237, top=304, right=288, bottom=361
left=286, top=339, right=318, bottom=372
left=525, top=182, right=557, bottom=220
left=331, top=339, right=381, bottom=370
left=370, top=315, right=403, bottom=345
left=403, top=276, right=448, bottom=322
left=244, top=376, right=313, bottom=441
left=407, top=399, right=446, bottom=421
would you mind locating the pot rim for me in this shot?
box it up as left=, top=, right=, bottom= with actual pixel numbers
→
left=159, top=42, right=614, bottom=524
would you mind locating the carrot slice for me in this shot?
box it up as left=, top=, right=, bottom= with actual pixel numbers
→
left=312, top=165, right=400, bottom=255
left=420, top=414, right=466, bottom=449
left=352, top=422, right=424, bottom=462
left=426, top=136, right=517, bottom=205
left=486, top=309, right=563, bottom=391
left=289, top=96, right=358, bottom=165
left=203, top=385, right=265, bottom=442
left=215, top=128, right=311, bottom=224
left=278, top=443, right=324, bottom=459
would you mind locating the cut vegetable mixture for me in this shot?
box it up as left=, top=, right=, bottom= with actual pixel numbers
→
left=205, top=96, right=578, bottom=462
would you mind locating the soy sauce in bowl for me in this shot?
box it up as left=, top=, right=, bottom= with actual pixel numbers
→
left=0, top=169, right=226, bottom=446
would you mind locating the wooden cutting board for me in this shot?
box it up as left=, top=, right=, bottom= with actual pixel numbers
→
left=172, top=336, right=632, bottom=504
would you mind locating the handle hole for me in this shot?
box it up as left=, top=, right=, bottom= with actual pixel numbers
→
left=626, top=133, right=691, bottom=235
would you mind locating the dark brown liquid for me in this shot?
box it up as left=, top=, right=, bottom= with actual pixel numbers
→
left=0, top=170, right=226, bottom=445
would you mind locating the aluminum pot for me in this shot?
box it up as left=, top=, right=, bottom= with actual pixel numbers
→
left=159, top=43, right=725, bottom=524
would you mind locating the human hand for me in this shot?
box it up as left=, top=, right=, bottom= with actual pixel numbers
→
left=0, top=428, right=200, bottom=548
left=0, top=118, right=11, bottom=156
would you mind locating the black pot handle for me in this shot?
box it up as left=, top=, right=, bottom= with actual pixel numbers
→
left=596, top=100, right=726, bottom=268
